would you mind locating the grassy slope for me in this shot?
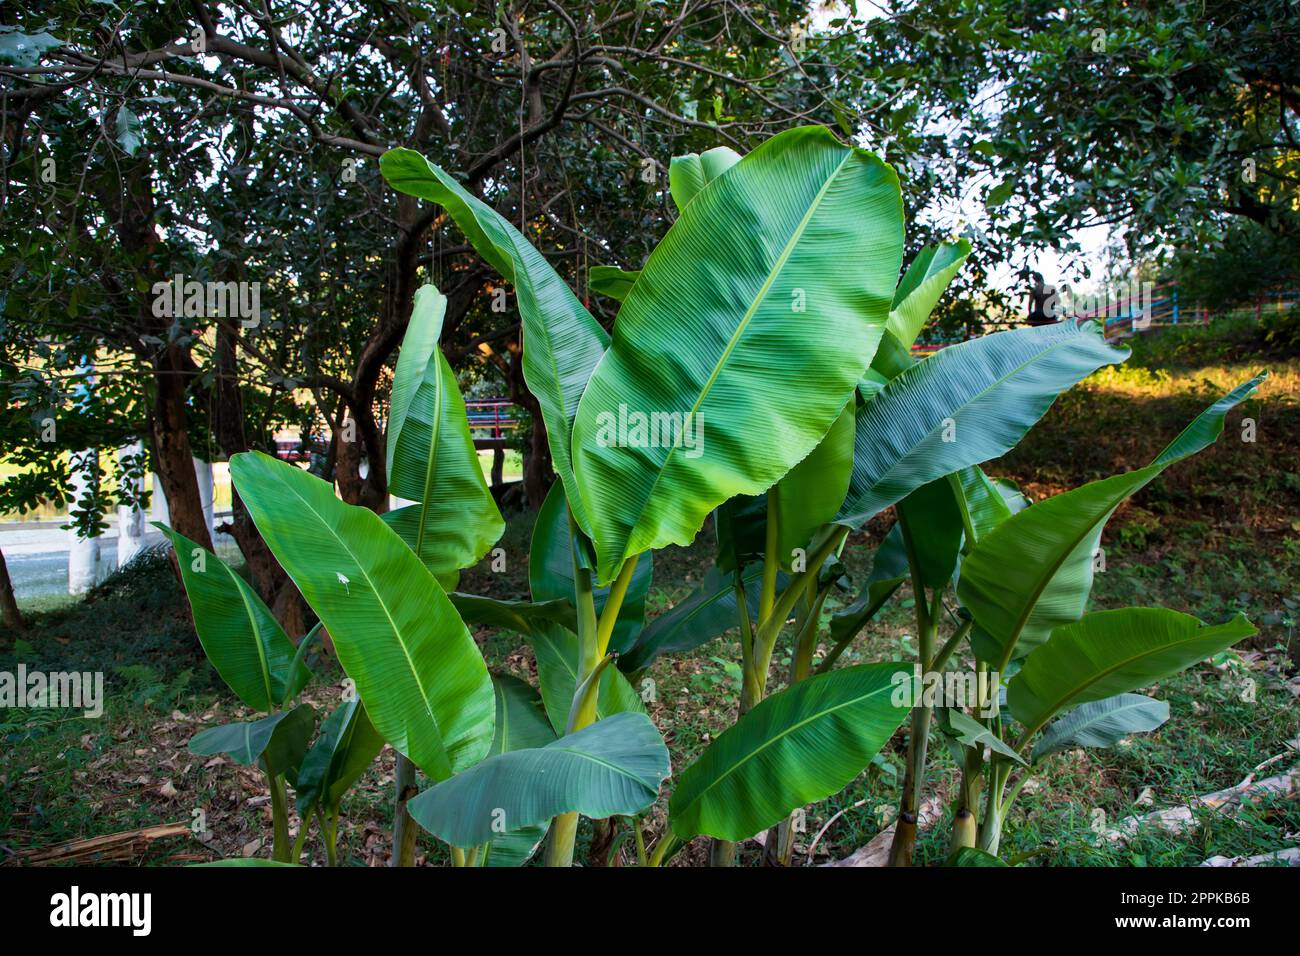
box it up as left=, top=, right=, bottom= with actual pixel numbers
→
left=3, top=321, right=1296, bottom=866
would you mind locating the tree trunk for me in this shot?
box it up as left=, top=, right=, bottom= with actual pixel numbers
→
left=151, top=345, right=213, bottom=552
left=491, top=446, right=504, bottom=487
left=523, top=416, right=553, bottom=508
left=0, top=546, right=25, bottom=636
left=90, top=138, right=210, bottom=555
left=211, top=319, right=307, bottom=635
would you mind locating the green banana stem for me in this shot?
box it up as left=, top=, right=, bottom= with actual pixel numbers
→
left=323, top=806, right=340, bottom=867
left=816, top=628, right=859, bottom=675
left=391, top=752, right=419, bottom=867
left=752, top=525, right=847, bottom=693
left=978, top=759, right=1012, bottom=855
left=931, top=618, right=973, bottom=672
left=949, top=743, right=983, bottom=853
left=268, top=769, right=292, bottom=863
left=791, top=586, right=828, bottom=683
left=888, top=521, right=940, bottom=867
left=595, top=554, right=639, bottom=657
left=565, top=653, right=616, bottom=733
left=647, top=832, right=679, bottom=867
left=759, top=486, right=781, bottom=623
left=712, top=570, right=761, bottom=868
left=546, top=510, right=612, bottom=867
left=764, top=584, right=828, bottom=866
left=291, top=804, right=316, bottom=863
left=632, top=817, right=648, bottom=867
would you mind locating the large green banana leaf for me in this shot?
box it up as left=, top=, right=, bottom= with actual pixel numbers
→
left=895, top=477, right=964, bottom=590
left=588, top=265, right=639, bottom=302
left=572, top=126, right=904, bottom=583
left=773, top=398, right=856, bottom=570
left=1008, top=608, right=1255, bottom=740
left=190, top=704, right=316, bottom=777
left=668, top=146, right=743, bottom=210
left=294, top=697, right=385, bottom=814
left=712, top=402, right=853, bottom=577
left=229, top=451, right=494, bottom=781
left=886, top=239, right=971, bottom=349
left=948, top=466, right=1020, bottom=550
left=531, top=622, right=645, bottom=735
left=407, top=712, right=670, bottom=848
left=380, top=148, right=608, bottom=536
left=1032, top=693, right=1169, bottom=762
left=959, top=374, right=1265, bottom=662
left=529, top=481, right=652, bottom=655
left=481, top=675, right=556, bottom=866
left=669, top=662, right=911, bottom=841
left=488, top=674, right=556, bottom=754
left=619, top=563, right=769, bottom=673
left=155, top=524, right=308, bottom=712
left=838, top=321, right=1126, bottom=528
left=383, top=283, right=503, bottom=575
left=448, top=591, right=577, bottom=637
left=828, top=524, right=908, bottom=647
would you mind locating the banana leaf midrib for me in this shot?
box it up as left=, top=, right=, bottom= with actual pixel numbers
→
left=491, top=682, right=510, bottom=757
left=412, top=346, right=445, bottom=558
left=527, top=741, right=656, bottom=787
left=508, top=228, right=607, bottom=423
left=226, top=563, right=276, bottom=707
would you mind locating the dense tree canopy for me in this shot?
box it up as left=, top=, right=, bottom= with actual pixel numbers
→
left=2, top=0, right=1297, bottom=625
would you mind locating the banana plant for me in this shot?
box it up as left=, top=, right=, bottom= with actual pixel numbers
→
left=218, top=271, right=668, bottom=866
left=157, top=522, right=355, bottom=864
left=944, top=375, right=1265, bottom=857
left=658, top=235, right=1131, bottom=864
left=161, top=121, right=1266, bottom=871
left=382, top=125, right=909, bottom=866
left=379, top=283, right=505, bottom=864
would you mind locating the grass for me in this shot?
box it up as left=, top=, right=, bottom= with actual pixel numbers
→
left=2, top=320, right=1297, bottom=867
